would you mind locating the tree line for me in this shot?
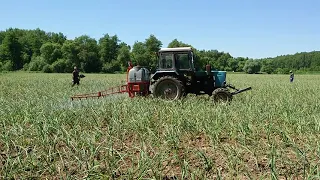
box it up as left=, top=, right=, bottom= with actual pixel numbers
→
left=0, top=28, right=319, bottom=74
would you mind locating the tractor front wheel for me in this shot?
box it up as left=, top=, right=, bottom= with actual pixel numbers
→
left=152, top=76, right=185, bottom=101
left=212, top=88, right=232, bottom=103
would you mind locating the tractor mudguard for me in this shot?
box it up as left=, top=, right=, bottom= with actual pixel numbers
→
left=151, top=71, right=179, bottom=81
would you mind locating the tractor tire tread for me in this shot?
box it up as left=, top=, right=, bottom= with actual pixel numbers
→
left=152, top=76, right=185, bottom=100
left=212, top=88, right=232, bottom=102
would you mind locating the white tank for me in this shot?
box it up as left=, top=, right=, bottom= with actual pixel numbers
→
left=128, top=66, right=150, bottom=83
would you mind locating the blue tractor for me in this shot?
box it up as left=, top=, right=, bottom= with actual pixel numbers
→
left=150, top=47, right=252, bottom=102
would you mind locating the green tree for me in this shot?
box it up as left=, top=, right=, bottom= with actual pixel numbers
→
left=227, top=58, right=238, bottom=72
left=0, top=30, right=23, bottom=70
left=131, top=41, right=148, bottom=66
left=131, top=34, right=162, bottom=70
left=167, top=39, right=192, bottom=48
left=40, top=42, right=62, bottom=64
left=47, top=32, right=67, bottom=45
left=98, top=34, right=120, bottom=63
left=145, top=34, right=162, bottom=70
left=61, top=39, right=80, bottom=68
left=243, top=60, right=261, bottom=74
left=117, top=43, right=131, bottom=71
left=260, top=59, right=275, bottom=74
left=74, top=35, right=101, bottom=73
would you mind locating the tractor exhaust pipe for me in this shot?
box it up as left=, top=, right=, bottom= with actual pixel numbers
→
left=206, top=64, right=212, bottom=75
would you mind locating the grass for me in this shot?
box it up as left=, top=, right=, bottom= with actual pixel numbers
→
left=0, top=72, right=320, bottom=179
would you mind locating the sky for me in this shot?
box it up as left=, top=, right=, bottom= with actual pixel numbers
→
left=0, top=0, right=319, bottom=59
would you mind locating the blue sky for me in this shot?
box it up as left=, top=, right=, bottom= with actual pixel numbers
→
left=0, top=0, right=319, bottom=58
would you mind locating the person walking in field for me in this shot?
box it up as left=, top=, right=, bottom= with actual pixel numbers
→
left=72, top=66, right=80, bottom=86
left=290, top=70, right=294, bottom=83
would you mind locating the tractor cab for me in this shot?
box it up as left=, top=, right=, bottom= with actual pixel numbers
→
left=151, top=47, right=197, bottom=84
left=157, top=47, right=195, bottom=72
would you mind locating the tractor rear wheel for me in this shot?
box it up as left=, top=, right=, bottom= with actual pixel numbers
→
left=212, top=88, right=232, bottom=103
left=152, top=76, right=185, bottom=100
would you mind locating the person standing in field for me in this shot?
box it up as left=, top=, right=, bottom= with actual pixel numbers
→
left=72, top=66, right=80, bottom=86
left=290, top=70, right=294, bottom=83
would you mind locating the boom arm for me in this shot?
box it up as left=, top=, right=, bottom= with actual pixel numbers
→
left=226, top=84, right=252, bottom=95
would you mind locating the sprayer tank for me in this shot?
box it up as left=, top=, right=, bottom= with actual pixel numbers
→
left=128, top=66, right=151, bottom=83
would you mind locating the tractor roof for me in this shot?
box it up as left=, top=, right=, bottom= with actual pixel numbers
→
left=159, top=47, right=192, bottom=52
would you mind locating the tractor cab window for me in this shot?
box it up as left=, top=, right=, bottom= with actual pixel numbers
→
left=159, top=53, right=173, bottom=69
left=175, top=53, right=191, bottom=69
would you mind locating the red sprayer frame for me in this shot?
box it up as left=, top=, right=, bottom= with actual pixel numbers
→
left=70, top=62, right=150, bottom=100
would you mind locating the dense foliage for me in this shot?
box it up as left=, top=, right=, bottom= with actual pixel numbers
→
left=0, top=28, right=319, bottom=74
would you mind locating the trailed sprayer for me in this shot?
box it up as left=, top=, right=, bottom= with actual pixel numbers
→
left=71, top=47, right=252, bottom=102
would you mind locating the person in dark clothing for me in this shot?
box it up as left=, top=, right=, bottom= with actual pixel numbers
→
left=290, top=70, right=294, bottom=82
left=72, top=66, right=80, bottom=86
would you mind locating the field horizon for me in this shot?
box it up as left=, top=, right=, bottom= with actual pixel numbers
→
left=0, top=72, right=319, bottom=179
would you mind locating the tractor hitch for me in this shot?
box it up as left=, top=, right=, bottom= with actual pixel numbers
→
left=226, top=84, right=252, bottom=95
